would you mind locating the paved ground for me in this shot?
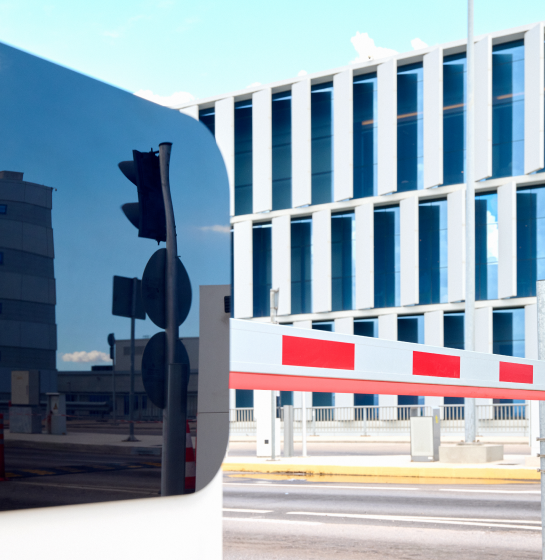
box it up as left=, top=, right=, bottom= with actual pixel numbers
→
left=223, top=474, right=542, bottom=559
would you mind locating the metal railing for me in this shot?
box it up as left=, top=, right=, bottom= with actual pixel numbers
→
left=229, top=403, right=529, bottom=438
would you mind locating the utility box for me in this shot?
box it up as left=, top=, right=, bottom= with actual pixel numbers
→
left=46, top=393, right=67, bottom=435
left=410, top=408, right=440, bottom=462
left=11, top=370, right=40, bottom=405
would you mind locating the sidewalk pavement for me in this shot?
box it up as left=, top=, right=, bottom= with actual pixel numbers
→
left=223, top=453, right=541, bottom=482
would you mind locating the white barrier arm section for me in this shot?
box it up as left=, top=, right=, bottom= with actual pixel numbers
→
left=230, top=319, right=545, bottom=400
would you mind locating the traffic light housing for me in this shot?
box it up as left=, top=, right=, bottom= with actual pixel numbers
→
left=119, top=149, right=167, bottom=243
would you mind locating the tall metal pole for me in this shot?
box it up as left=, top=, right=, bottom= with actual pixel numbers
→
left=464, top=0, right=477, bottom=443
left=127, top=278, right=137, bottom=442
left=536, top=280, right=545, bottom=559
left=112, top=352, right=116, bottom=426
left=159, top=142, right=186, bottom=496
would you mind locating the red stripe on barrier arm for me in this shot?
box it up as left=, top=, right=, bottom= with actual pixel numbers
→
left=500, top=362, right=533, bottom=384
left=282, top=336, right=355, bottom=370
left=413, top=351, right=460, bottom=379
left=229, top=371, right=545, bottom=401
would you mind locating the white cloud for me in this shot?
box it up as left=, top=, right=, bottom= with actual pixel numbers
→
left=62, top=351, right=111, bottom=363
left=199, top=224, right=230, bottom=234
left=411, top=38, right=428, bottom=50
left=134, top=89, right=195, bottom=108
left=350, top=32, right=397, bottom=63
left=297, top=70, right=308, bottom=77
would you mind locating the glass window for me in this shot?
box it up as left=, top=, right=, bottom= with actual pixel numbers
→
left=398, top=315, right=424, bottom=406
left=517, top=185, right=545, bottom=297
left=311, top=82, right=334, bottom=205
left=444, top=312, right=464, bottom=350
left=491, top=40, right=524, bottom=179
left=312, top=321, right=334, bottom=407
left=0, top=204, right=6, bottom=214
left=291, top=217, right=312, bottom=315
left=253, top=223, right=271, bottom=317
left=354, top=318, right=378, bottom=337
left=443, top=53, right=466, bottom=186
left=397, top=63, right=423, bottom=192
left=236, top=389, right=254, bottom=408
left=0, top=252, right=3, bottom=265
left=353, top=72, right=377, bottom=198
left=199, top=107, right=215, bottom=136
left=419, top=199, right=448, bottom=304
left=272, top=91, right=292, bottom=210
left=331, top=212, right=355, bottom=311
left=374, top=205, right=400, bottom=308
left=235, top=100, right=253, bottom=216
left=475, top=192, right=498, bottom=300
left=493, top=308, right=525, bottom=358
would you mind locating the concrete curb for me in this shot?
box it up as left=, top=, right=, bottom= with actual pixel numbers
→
left=222, top=462, right=541, bottom=481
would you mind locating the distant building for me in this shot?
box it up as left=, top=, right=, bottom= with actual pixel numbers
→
left=0, top=171, right=57, bottom=397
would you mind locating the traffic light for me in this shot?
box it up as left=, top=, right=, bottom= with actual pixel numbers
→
left=118, top=149, right=167, bottom=243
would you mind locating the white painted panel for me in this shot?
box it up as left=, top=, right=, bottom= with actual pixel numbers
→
left=378, top=313, right=397, bottom=341
left=524, top=23, right=545, bottom=174
left=424, top=310, right=444, bottom=348
left=272, top=215, right=291, bottom=316
left=252, top=88, right=272, bottom=213
left=447, top=189, right=465, bottom=302
left=475, top=306, right=493, bottom=354
left=255, top=390, right=281, bottom=457
left=355, top=203, right=374, bottom=309
left=475, top=36, right=492, bottom=181
left=293, top=320, right=312, bottom=329
left=233, top=221, right=253, bottom=318
left=400, top=196, right=419, bottom=306
left=215, top=97, right=235, bottom=216
left=525, top=304, right=538, bottom=360
left=334, top=68, right=353, bottom=201
left=335, top=317, right=354, bottom=335
left=292, top=79, right=312, bottom=207
left=180, top=105, right=199, bottom=119
left=312, top=209, right=332, bottom=312
left=423, top=47, right=443, bottom=189
left=498, top=182, right=517, bottom=299
left=377, top=59, right=397, bottom=195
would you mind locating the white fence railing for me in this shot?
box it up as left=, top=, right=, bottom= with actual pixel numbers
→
left=229, top=404, right=529, bottom=438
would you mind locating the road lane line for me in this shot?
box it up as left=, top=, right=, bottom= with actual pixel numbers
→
left=223, top=508, right=273, bottom=513
left=223, top=517, right=322, bottom=526
left=287, top=512, right=541, bottom=531
left=224, top=483, right=418, bottom=491
left=440, top=488, right=540, bottom=494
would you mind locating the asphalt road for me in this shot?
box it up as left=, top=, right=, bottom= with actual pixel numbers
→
left=223, top=475, right=542, bottom=559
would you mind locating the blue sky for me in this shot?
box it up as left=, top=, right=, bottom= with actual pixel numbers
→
left=0, top=0, right=543, bottom=104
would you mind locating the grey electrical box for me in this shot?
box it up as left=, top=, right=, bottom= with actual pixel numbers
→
left=11, top=370, right=40, bottom=406
left=410, top=408, right=440, bottom=462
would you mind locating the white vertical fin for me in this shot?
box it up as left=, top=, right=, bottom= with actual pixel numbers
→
left=272, top=215, right=291, bottom=316
left=497, top=182, right=517, bottom=299
left=233, top=221, right=253, bottom=318
left=475, top=36, right=493, bottom=181
left=252, top=88, right=272, bottom=213
left=448, top=189, right=465, bottom=302
left=424, top=310, right=444, bottom=347
left=179, top=106, right=199, bottom=119
left=312, top=209, right=332, bottom=313
left=423, top=47, right=444, bottom=188
left=355, top=203, right=374, bottom=309
left=377, top=59, right=397, bottom=195
left=334, top=68, right=354, bottom=201
left=292, top=79, right=312, bottom=207
left=400, top=196, right=419, bottom=306
left=378, top=313, right=398, bottom=340
left=215, top=97, right=235, bottom=216
left=475, top=306, right=493, bottom=354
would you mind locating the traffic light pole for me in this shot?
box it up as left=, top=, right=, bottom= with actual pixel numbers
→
left=159, top=142, right=187, bottom=496
left=127, top=278, right=138, bottom=441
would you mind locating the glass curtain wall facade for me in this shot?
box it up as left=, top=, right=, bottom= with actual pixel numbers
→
left=517, top=185, right=545, bottom=297
left=444, top=312, right=465, bottom=405
left=199, top=107, right=215, bottom=136
left=252, top=223, right=272, bottom=317
left=374, top=205, right=400, bottom=308
left=491, top=40, right=524, bottom=179
left=475, top=192, right=499, bottom=300
left=443, top=54, right=466, bottom=185
left=353, top=72, right=377, bottom=198
left=312, top=321, right=334, bottom=407
left=354, top=318, right=378, bottom=407
left=291, top=217, right=312, bottom=314
left=397, top=63, right=423, bottom=192
left=419, top=199, right=448, bottom=304
left=331, top=212, right=355, bottom=311
left=234, top=100, right=253, bottom=216
left=311, top=82, right=334, bottom=205
left=272, top=91, right=292, bottom=210
left=397, top=315, right=424, bottom=406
